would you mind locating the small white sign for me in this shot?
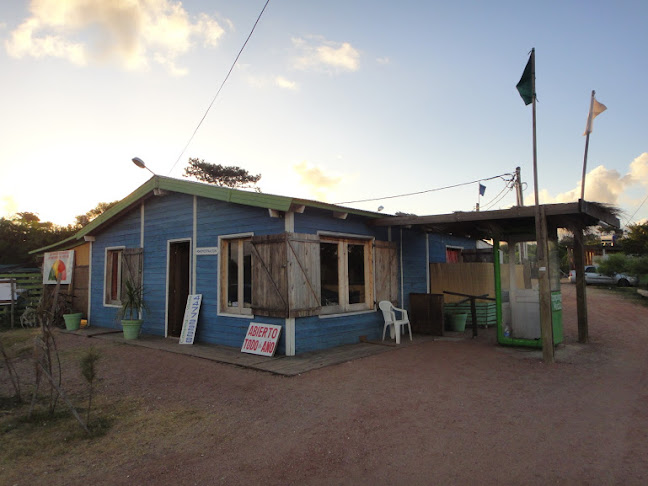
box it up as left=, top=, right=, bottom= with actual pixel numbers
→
left=241, top=323, right=282, bottom=357
left=195, top=247, right=219, bottom=256
left=0, top=280, right=15, bottom=303
left=179, top=294, right=202, bottom=345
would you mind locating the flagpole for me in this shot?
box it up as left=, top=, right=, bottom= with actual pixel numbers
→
left=532, top=52, right=539, bottom=207
left=528, top=48, right=554, bottom=363
left=580, top=90, right=595, bottom=201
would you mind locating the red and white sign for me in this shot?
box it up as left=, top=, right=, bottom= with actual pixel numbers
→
left=241, top=323, right=282, bottom=357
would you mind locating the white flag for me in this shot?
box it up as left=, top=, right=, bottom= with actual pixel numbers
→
left=583, top=96, right=607, bottom=135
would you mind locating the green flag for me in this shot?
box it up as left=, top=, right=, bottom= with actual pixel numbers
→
left=516, top=49, right=534, bottom=105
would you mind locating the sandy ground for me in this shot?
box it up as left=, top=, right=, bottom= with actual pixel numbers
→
left=2, top=283, right=648, bottom=485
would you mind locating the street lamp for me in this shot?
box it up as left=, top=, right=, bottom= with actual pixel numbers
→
left=132, top=157, right=156, bottom=176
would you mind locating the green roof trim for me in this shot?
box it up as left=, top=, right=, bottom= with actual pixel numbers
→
left=28, top=234, right=80, bottom=254
left=31, top=176, right=387, bottom=254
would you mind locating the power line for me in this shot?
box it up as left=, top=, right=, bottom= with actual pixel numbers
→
left=167, top=0, right=272, bottom=175
left=624, top=191, right=648, bottom=226
left=482, top=176, right=516, bottom=211
left=337, top=172, right=514, bottom=205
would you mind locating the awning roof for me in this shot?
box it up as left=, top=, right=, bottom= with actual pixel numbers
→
left=371, top=200, right=620, bottom=241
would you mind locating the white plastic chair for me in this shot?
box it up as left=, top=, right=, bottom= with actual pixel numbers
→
left=379, top=301, right=412, bottom=344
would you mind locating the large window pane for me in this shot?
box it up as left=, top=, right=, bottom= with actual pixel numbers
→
left=320, top=242, right=339, bottom=306
left=347, top=244, right=365, bottom=304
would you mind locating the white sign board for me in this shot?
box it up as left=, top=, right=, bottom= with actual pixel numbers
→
left=43, top=250, right=75, bottom=284
left=195, top=247, right=219, bottom=256
left=241, top=323, right=282, bottom=357
left=179, top=294, right=202, bottom=345
left=0, top=280, right=15, bottom=303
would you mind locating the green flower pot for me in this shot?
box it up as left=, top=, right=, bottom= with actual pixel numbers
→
left=63, top=313, right=83, bottom=331
left=121, top=319, right=143, bottom=340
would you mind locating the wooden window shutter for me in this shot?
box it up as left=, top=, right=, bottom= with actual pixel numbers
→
left=374, top=240, right=398, bottom=305
left=251, top=233, right=321, bottom=318
left=285, top=233, right=321, bottom=317
left=250, top=234, right=289, bottom=318
left=121, top=248, right=143, bottom=297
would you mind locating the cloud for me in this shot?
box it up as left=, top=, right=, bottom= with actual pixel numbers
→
left=376, top=56, right=390, bottom=65
left=292, top=36, right=360, bottom=73
left=293, top=161, right=343, bottom=201
left=528, top=153, right=648, bottom=208
left=4, top=0, right=227, bottom=75
left=1, top=195, right=19, bottom=218
left=275, top=75, right=297, bottom=90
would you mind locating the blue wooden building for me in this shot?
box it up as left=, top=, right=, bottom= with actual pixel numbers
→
left=44, top=176, right=477, bottom=355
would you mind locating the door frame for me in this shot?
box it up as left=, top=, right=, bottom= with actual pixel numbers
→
left=165, top=238, right=192, bottom=337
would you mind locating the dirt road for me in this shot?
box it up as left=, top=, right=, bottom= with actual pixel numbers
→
left=2, top=284, right=648, bottom=485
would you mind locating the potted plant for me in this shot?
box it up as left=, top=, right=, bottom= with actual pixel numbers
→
left=119, top=279, right=147, bottom=340
left=58, top=291, right=81, bottom=330
left=63, top=311, right=83, bottom=331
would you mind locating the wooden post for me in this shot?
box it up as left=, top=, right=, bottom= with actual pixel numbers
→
left=573, top=225, right=588, bottom=343
left=10, top=279, right=15, bottom=329
left=537, top=206, right=555, bottom=363
left=470, top=297, right=478, bottom=338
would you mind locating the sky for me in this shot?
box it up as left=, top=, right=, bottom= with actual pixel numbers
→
left=1, top=0, right=647, bottom=229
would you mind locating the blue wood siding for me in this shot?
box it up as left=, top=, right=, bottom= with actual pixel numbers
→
left=89, top=190, right=477, bottom=355
left=292, top=209, right=391, bottom=353
left=89, top=206, right=142, bottom=330
left=295, top=312, right=384, bottom=354
left=400, top=228, right=428, bottom=310
left=429, top=233, right=477, bottom=262
left=141, top=193, right=194, bottom=335
left=399, top=230, right=478, bottom=310
left=295, top=210, right=388, bottom=240
left=193, top=197, right=285, bottom=350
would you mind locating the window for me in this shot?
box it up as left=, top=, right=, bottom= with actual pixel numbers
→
left=104, top=247, right=142, bottom=306
left=105, top=248, right=123, bottom=305
left=446, top=247, right=463, bottom=263
left=320, top=237, right=373, bottom=314
left=221, top=237, right=252, bottom=315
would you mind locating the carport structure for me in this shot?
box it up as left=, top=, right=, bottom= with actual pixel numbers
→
left=372, top=200, right=620, bottom=363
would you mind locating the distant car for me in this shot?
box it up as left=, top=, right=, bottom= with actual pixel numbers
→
left=569, top=265, right=638, bottom=287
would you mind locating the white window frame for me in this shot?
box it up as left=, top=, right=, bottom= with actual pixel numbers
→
left=104, top=246, right=125, bottom=307
left=318, top=233, right=374, bottom=315
left=218, top=233, right=254, bottom=317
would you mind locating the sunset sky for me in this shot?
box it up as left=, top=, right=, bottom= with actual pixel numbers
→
left=1, top=1, right=647, bottom=228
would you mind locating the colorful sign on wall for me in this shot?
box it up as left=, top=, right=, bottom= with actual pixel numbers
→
left=241, top=323, right=282, bottom=357
left=43, top=250, right=75, bottom=285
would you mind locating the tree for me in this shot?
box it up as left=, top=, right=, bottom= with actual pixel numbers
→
left=75, top=201, right=118, bottom=227
left=620, top=223, right=648, bottom=256
left=598, top=253, right=648, bottom=288
left=183, top=158, right=261, bottom=189
left=0, top=215, right=76, bottom=265
left=597, top=253, right=630, bottom=276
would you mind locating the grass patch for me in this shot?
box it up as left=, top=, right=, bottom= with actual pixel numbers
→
left=0, top=328, right=38, bottom=358
left=598, top=285, right=648, bottom=307
left=0, top=395, right=123, bottom=461
left=0, top=393, right=212, bottom=475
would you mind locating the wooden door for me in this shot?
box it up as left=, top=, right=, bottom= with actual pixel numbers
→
left=168, top=241, right=190, bottom=337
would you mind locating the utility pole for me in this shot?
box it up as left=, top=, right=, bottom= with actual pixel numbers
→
left=515, top=166, right=528, bottom=261
left=515, top=166, right=524, bottom=206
